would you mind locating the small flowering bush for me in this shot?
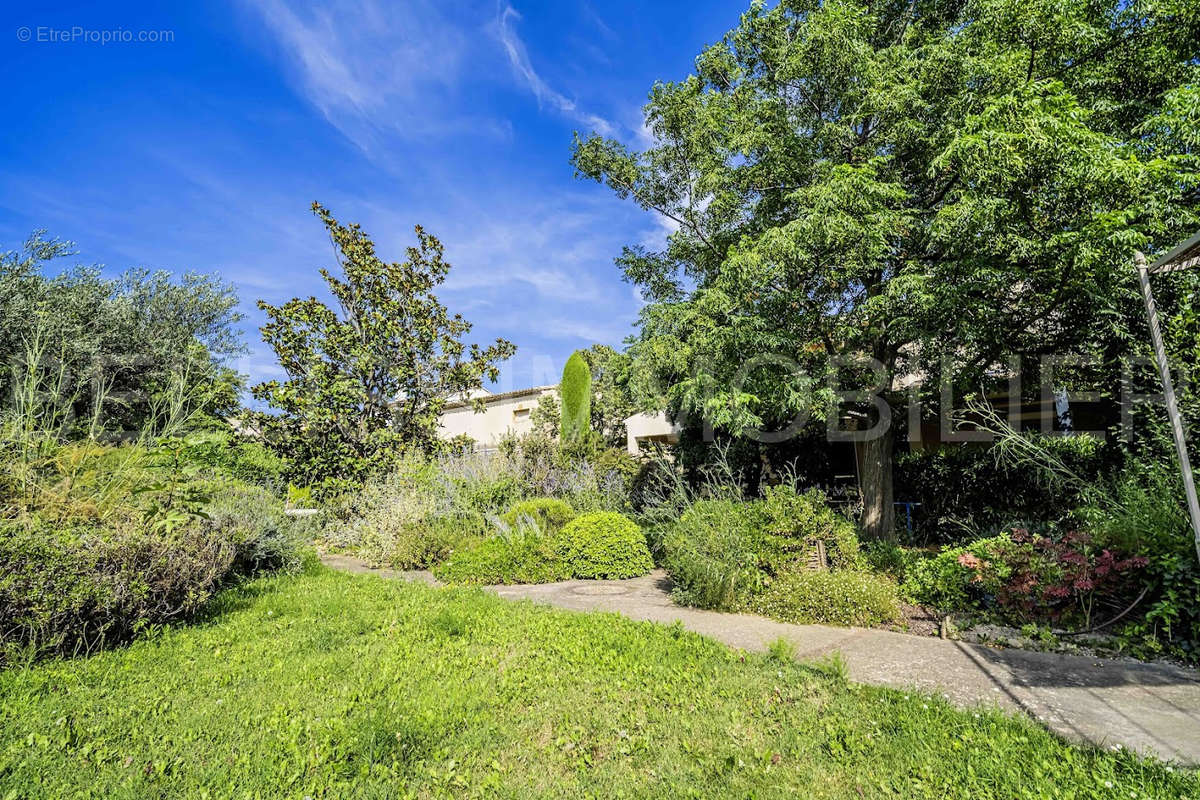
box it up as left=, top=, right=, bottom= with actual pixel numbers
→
left=960, top=529, right=1147, bottom=629
left=906, top=528, right=1147, bottom=629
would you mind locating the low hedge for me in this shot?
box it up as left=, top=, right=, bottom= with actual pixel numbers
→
left=744, top=570, right=903, bottom=627
left=555, top=512, right=653, bottom=580
left=432, top=533, right=568, bottom=585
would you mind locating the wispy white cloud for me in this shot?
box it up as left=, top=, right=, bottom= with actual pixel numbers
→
left=639, top=213, right=680, bottom=250
left=493, top=3, right=615, bottom=136
left=243, top=0, right=497, bottom=156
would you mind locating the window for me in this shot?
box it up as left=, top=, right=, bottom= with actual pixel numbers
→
left=513, top=408, right=530, bottom=421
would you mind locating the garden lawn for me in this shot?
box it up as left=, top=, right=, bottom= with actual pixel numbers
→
left=0, top=567, right=1192, bottom=799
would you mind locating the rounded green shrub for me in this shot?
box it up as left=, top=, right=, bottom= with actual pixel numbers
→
left=501, top=498, right=576, bottom=535
left=555, top=512, right=653, bottom=579
left=744, top=570, right=902, bottom=627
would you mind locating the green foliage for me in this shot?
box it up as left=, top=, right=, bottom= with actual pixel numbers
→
left=174, top=433, right=286, bottom=489
left=664, top=489, right=865, bottom=613
left=0, top=480, right=307, bottom=665
left=322, top=455, right=463, bottom=569
left=501, top=498, right=576, bottom=535
left=902, top=535, right=1013, bottom=610
left=0, top=521, right=233, bottom=664
left=0, top=392, right=308, bottom=663
left=286, top=484, right=315, bottom=508
left=0, top=232, right=246, bottom=438
left=745, top=571, right=903, bottom=628
left=573, top=0, right=1200, bottom=540
left=490, top=433, right=632, bottom=513
left=664, top=499, right=766, bottom=609
left=323, top=435, right=637, bottom=570
left=205, top=482, right=311, bottom=575
left=555, top=511, right=653, bottom=580
left=433, top=531, right=568, bottom=585
left=760, top=486, right=863, bottom=570
left=535, top=345, right=638, bottom=448
left=1080, top=466, right=1200, bottom=661
left=252, top=203, right=516, bottom=494
left=0, top=569, right=1189, bottom=797
left=862, top=540, right=916, bottom=582
left=894, top=441, right=1111, bottom=544
left=558, top=351, right=592, bottom=443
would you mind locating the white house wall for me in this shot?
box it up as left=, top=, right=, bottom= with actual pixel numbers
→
left=438, top=388, right=556, bottom=448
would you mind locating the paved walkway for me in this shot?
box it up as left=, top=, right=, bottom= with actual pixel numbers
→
left=320, top=554, right=1200, bottom=764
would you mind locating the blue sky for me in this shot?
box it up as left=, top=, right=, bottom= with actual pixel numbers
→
left=2, top=0, right=744, bottom=393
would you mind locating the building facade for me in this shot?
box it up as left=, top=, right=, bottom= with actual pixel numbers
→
left=437, top=386, right=556, bottom=449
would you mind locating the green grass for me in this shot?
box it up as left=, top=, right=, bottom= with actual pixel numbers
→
left=0, top=568, right=1193, bottom=799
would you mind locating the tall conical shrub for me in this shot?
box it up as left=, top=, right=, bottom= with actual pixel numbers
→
left=559, top=351, right=592, bottom=442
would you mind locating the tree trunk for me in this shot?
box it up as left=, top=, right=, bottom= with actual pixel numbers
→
left=859, top=432, right=896, bottom=542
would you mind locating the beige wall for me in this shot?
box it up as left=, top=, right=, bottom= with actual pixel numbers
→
left=438, top=387, right=556, bottom=448
left=625, top=411, right=681, bottom=454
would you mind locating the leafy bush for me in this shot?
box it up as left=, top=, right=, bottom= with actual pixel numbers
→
left=501, top=498, right=576, bottom=535
left=744, top=570, right=903, bottom=627
left=555, top=512, right=653, bottom=579
left=1079, top=466, right=1200, bottom=660
left=862, top=540, right=924, bottom=581
left=433, top=532, right=568, bottom=585
left=663, top=489, right=864, bottom=611
left=902, top=534, right=1011, bottom=610
left=323, top=457, right=457, bottom=568
left=903, top=529, right=1148, bottom=632
left=178, top=433, right=286, bottom=489
left=0, top=521, right=236, bottom=663
left=205, top=482, right=312, bottom=574
left=663, top=500, right=765, bottom=609
left=760, top=486, right=863, bottom=570
left=492, top=434, right=630, bottom=513
left=0, top=433, right=309, bottom=665
left=287, top=484, right=316, bottom=508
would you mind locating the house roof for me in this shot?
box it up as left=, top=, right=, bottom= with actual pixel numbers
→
left=442, top=384, right=556, bottom=411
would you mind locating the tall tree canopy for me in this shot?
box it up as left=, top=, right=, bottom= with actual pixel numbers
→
left=572, top=0, right=1200, bottom=539
left=253, top=204, right=516, bottom=492
left=0, top=231, right=245, bottom=438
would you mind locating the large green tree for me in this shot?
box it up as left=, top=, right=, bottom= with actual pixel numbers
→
left=0, top=231, right=245, bottom=438
left=572, top=0, right=1200, bottom=539
left=252, top=204, right=516, bottom=491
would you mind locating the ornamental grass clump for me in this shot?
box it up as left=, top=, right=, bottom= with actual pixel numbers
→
left=500, top=498, right=576, bottom=535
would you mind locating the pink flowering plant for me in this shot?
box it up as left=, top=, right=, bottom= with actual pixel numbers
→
left=955, top=528, right=1148, bottom=629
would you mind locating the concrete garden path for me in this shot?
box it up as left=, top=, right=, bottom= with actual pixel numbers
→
left=320, top=554, right=1200, bottom=765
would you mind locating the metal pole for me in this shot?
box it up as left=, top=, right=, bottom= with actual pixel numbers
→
left=1135, top=251, right=1200, bottom=565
